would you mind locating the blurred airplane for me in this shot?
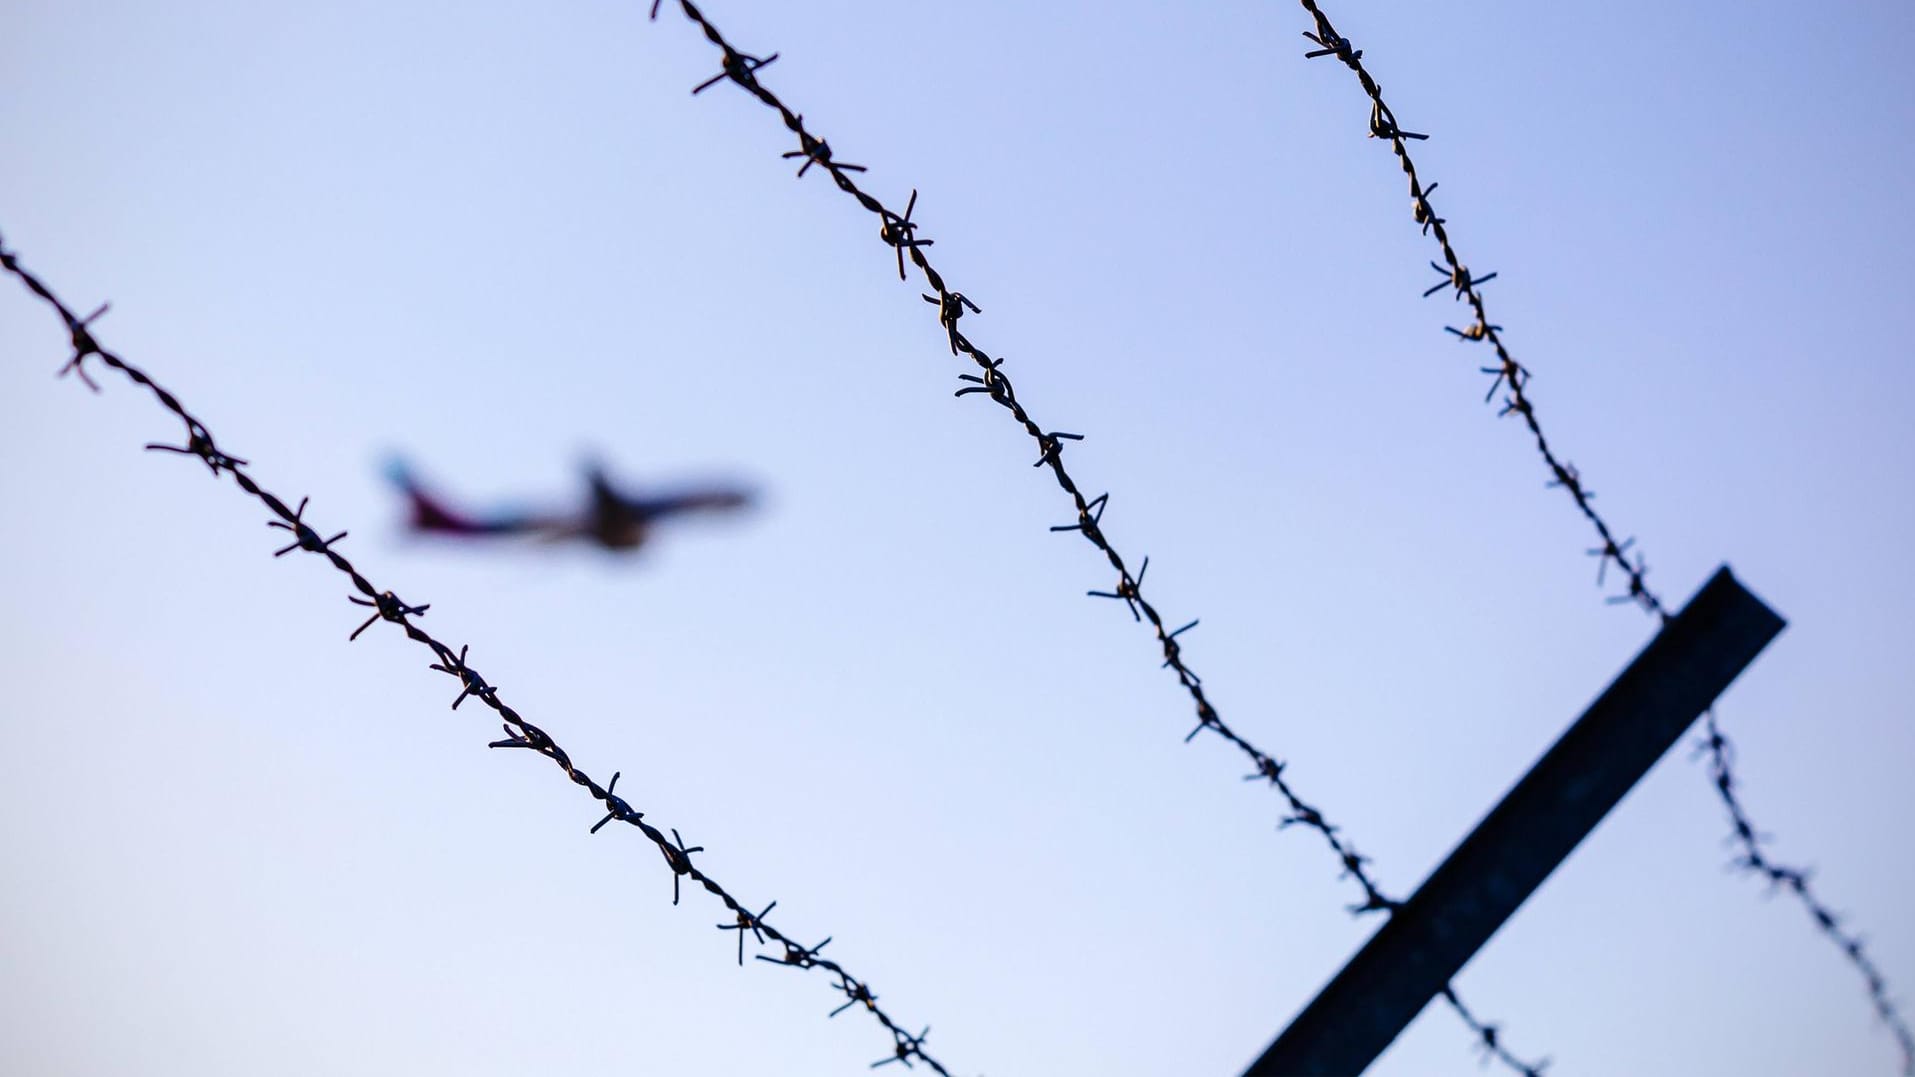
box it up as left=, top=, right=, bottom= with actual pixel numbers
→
left=387, top=458, right=752, bottom=552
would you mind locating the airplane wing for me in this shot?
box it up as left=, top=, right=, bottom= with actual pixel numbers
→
left=626, top=486, right=754, bottom=519
left=584, top=461, right=628, bottom=526
left=583, top=459, right=751, bottom=521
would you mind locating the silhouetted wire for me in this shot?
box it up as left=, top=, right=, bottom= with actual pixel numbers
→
left=1291, top=2, right=1913, bottom=1071
left=0, top=233, right=954, bottom=1077
left=649, top=1, right=1540, bottom=1071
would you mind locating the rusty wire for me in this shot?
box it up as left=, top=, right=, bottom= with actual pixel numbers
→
left=1292, top=1, right=1913, bottom=1071
left=647, top=1, right=1544, bottom=1071
left=0, top=232, right=957, bottom=1077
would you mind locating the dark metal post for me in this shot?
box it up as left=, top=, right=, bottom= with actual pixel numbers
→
left=1244, top=566, right=1785, bottom=1076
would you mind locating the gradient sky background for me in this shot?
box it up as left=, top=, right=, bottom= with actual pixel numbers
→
left=4, top=2, right=1913, bottom=1074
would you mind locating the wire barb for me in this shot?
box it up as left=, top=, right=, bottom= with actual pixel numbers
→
left=1160, top=617, right=1200, bottom=672
left=872, top=1025, right=931, bottom=1070
left=1413, top=181, right=1445, bottom=234
left=347, top=590, right=429, bottom=642
left=144, top=421, right=247, bottom=476
left=1087, top=556, right=1147, bottom=621
left=783, top=123, right=865, bottom=177
left=591, top=770, right=642, bottom=833
left=954, top=356, right=1013, bottom=404
left=267, top=497, right=347, bottom=557
left=718, top=900, right=776, bottom=966
left=880, top=189, right=933, bottom=281
left=758, top=934, right=832, bottom=970
left=1424, top=260, right=1497, bottom=300
left=1301, top=29, right=1361, bottom=63
left=427, top=642, right=495, bottom=709
left=830, top=977, right=878, bottom=1019
left=922, top=290, right=980, bottom=355
left=1445, top=319, right=1501, bottom=343
left=692, top=45, right=778, bottom=96
left=659, top=826, right=706, bottom=906
left=1032, top=430, right=1082, bottom=468
left=1369, top=95, right=1426, bottom=141
left=1048, top=491, right=1108, bottom=542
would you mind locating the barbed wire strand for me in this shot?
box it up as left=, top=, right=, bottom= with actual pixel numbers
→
left=1290, top=2, right=1913, bottom=1071
left=0, top=232, right=957, bottom=1077
left=650, top=1, right=1543, bottom=1071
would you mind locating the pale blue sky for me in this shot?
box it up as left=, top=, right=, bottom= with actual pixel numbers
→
left=4, top=2, right=1913, bottom=1074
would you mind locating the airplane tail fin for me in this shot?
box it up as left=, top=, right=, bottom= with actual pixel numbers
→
left=385, top=457, right=482, bottom=534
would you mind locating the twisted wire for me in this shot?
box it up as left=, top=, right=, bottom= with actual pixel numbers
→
left=1292, top=2, right=1912, bottom=1070
left=650, top=1, right=1537, bottom=1070
left=0, top=232, right=954, bottom=1077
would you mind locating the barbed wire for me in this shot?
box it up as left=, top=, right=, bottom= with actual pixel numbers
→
left=1699, top=708, right=1915, bottom=1071
left=0, top=232, right=958, bottom=1077
left=648, top=1, right=1544, bottom=1071
left=13, top=2, right=1892, bottom=1070
left=1290, top=2, right=1913, bottom=1071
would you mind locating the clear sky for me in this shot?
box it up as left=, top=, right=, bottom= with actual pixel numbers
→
left=4, top=1, right=1913, bottom=1074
